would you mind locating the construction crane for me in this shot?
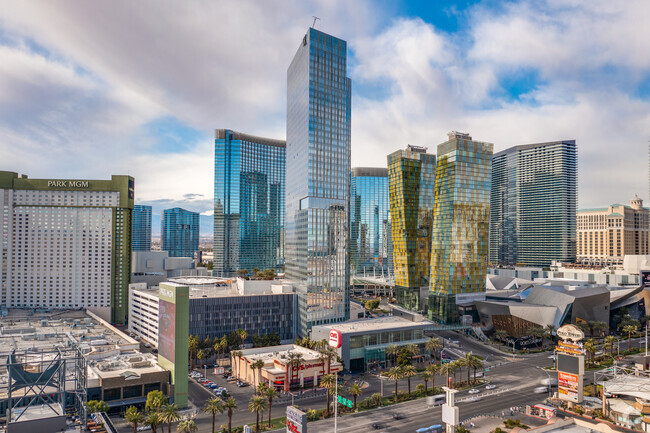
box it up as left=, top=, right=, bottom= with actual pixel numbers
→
left=311, top=16, right=320, bottom=28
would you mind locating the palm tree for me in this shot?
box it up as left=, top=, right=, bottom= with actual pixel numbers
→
left=125, top=406, right=144, bottom=433
left=145, top=391, right=168, bottom=413
left=386, top=344, right=399, bottom=367
left=188, top=335, right=200, bottom=369
left=146, top=412, right=162, bottom=433
left=403, top=365, right=417, bottom=397
left=160, top=403, right=180, bottom=433
left=468, top=355, right=483, bottom=383
left=622, top=324, right=637, bottom=351
left=494, top=330, right=508, bottom=348
left=450, top=360, right=462, bottom=387
left=425, top=337, right=443, bottom=362
left=584, top=339, right=596, bottom=367
left=386, top=366, right=404, bottom=403
left=252, top=359, right=265, bottom=390
left=263, top=385, right=278, bottom=428
left=407, top=343, right=421, bottom=365
left=347, top=383, right=363, bottom=411
left=439, top=362, right=455, bottom=388
left=231, top=350, right=242, bottom=378
left=237, top=328, right=248, bottom=349
left=320, top=374, right=336, bottom=417
left=197, top=350, right=206, bottom=370
left=176, top=418, right=198, bottom=433
left=545, top=324, right=556, bottom=345
left=528, top=326, right=545, bottom=347
left=424, top=364, right=438, bottom=394
left=593, top=321, right=608, bottom=338
left=202, top=398, right=224, bottom=433
left=248, top=395, right=267, bottom=433
left=462, top=353, right=474, bottom=385
left=604, top=335, right=616, bottom=356
left=224, top=397, right=238, bottom=433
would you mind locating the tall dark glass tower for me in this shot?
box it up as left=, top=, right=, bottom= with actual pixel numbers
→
left=350, top=167, right=391, bottom=279
left=286, top=28, right=351, bottom=337
left=213, top=129, right=285, bottom=276
left=489, top=140, right=577, bottom=267
left=161, top=207, right=199, bottom=258
left=132, top=204, right=152, bottom=251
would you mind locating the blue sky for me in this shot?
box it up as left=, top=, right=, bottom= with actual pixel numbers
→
left=1, top=0, right=649, bottom=236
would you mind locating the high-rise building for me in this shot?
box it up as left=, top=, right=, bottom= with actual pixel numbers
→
left=387, top=146, right=436, bottom=311
left=213, top=129, right=285, bottom=276
left=350, top=167, right=392, bottom=279
left=161, top=208, right=199, bottom=258
left=132, top=204, right=152, bottom=251
left=489, top=140, right=577, bottom=267
left=0, top=171, right=134, bottom=323
left=430, top=132, right=493, bottom=323
left=577, top=196, right=649, bottom=265
left=286, top=28, right=351, bottom=337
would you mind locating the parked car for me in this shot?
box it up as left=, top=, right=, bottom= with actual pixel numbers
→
left=237, top=381, right=249, bottom=387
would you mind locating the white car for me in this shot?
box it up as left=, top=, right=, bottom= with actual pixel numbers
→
left=485, top=384, right=496, bottom=390
left=468, top=389, right=480, bottom=394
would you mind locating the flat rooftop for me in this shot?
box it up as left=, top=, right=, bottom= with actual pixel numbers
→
left=317, top=316, right=435, bottom=333
left=239, top=344, right=324, bottom=364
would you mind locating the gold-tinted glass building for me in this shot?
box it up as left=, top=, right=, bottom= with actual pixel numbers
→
left=430, top=132, right=493, bottom=323
left=388, top=145, right=436, bottom=311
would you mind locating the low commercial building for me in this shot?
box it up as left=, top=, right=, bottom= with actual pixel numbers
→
left=312, top=311, right=449, bottom=372
left=131, top=250, right=207, bottom=287
left=128, top=277, right=296, bottom=347
left=231, top=344, right=342, bottom=391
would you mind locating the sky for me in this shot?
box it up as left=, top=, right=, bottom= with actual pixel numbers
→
left=1, top=0, right=649, bottom=236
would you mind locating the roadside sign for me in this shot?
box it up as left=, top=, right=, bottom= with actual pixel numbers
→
left=337, top=395, right=352, bottom=408
left=329, top=329, right=342, bottom=348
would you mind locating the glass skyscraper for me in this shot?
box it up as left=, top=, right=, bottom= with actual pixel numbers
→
left=489, top=140, right=577, bottom=267
left=388, top=146, right=436, bottom=312
left=213, top=129, right=285, bottom=276
left=286, top=28, right=351, bottom=337
left=430, top=132, right=493, bottom=323
left=132, top=204, right=152, bottom=251
left=161, top=207, right=199, bottom=258
left=350, top=167, right=392, bottom=278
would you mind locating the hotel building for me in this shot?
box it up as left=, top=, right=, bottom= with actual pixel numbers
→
left=0, top=171, right=134, bottom=323
left=132, top=204, right=152, bottom=251
left=161, top=207, right=199, bottom=258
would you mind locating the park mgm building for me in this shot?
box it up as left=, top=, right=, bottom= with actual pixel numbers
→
left=0, top=171, right=134, bottom=323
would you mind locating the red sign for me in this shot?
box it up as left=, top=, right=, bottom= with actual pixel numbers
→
left=329, top=329, right=342, bottom=348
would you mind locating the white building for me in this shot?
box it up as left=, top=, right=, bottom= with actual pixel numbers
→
left=0, top=171, right=134, bottom=323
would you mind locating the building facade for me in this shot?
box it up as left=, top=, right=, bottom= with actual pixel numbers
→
left=161, top=207, right=199, bottom=258
left=577, top=196, right=649, bottom=264
left=350, top=167, right=392, bottom=279
left=213, top=129, right=285, bottom=276
left=489, top=140, right=577, bottom=267
left=0, top=171, right=133, bottom=323
left=430, top=132, right=493, bottom=323
left=388, top=145, right=436, bottom=312
left=132, top=204, right=152, bottom=251
left=285, top=28, right=351, bottom=337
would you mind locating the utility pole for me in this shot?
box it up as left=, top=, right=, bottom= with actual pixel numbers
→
left=334, top=371, right=338, bottom=433
left=311, top=16, right=320, bottom=28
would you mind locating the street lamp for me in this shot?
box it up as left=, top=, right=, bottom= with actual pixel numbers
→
left=536, top=366, right=553, bottom=399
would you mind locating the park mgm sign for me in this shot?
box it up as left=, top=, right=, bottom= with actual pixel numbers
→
left=555, top=324, right=585, bottom=404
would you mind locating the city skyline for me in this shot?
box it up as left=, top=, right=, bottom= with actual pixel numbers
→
left=1, top=1, right=649, bottom=236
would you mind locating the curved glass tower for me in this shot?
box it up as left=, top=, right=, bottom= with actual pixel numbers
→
left=286, top=28, right=351, bottom=337
left=132, top=204, right=152, bottom=251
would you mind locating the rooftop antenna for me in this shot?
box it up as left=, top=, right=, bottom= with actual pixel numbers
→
left=311, top=16, right=320, bottom=28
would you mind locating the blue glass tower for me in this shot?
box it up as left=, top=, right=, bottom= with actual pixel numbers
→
left=132, top=204, right=152, bottom=251
left=286, top=28, right=351, bottom=337
left=161, top=207, right=199, bottom=258
left=350, top=167, right=392, bottom=278
left=214, top=129, right=285, bottom=276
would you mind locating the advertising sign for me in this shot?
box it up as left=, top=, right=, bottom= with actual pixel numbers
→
left=286, top=406, right=307, bottom=433
left=641, top=271, right=650, bottom=288
left=556, top=341, right=585, bottom=356
left=441, top=404, right=459, bottom=426
left=329, top=329, right=342, bottom=349
left=556, top=324, right=585, bottom=342
left=158, top=294, right=177, bottom=363
left=556, top=352, right=584, bottom=404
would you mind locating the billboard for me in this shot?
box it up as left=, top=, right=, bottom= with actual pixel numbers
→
left=556, top=353, right=584, bottom=404
left=641, top=270, right=650, bottom=287
left=329, top=329, right=342, bottom=348
left=286, top=406, right=307, bottom=433
left=158, top=297, right=176, bottom=363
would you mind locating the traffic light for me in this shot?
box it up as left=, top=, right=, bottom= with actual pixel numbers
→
left=337, top=395, right=352, bottom=408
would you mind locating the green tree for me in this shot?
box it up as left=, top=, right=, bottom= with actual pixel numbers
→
left=386, top=344, right=399, bottom=367
left=365, top=299, right=380, bottom=311
left=237, top=328, right=248, bottom=349
left=468, top=355, right=483, bottom=383
left=584, top=339, right=596, bottom=367
left=320, top=374, right=336, bottom=417
left=252, top=359, right=265, bottom=391
left=604, top=335, right=616, bottom=356
left=176, top=418, right=198, bottom=433
left=202, top=398, right=225, bottom=433
left=145, top=390, right=168, bottom=413
left=146, top=412, right=162, bottom=433
left=125, top=406, right=145, bottom=433
left=407, top=343, right=421, bottom=364
left=371, top=392, right=382, bottom=407
left=160, top=403, right=180, bottom=433
left=386, top=366, right=404, bottom=403
left=247, top=395, right=267, bottom=433
left=439, top=362, right=455, bottom=388
left=494, top=330, right=508, bottom=348
left=224, top=397, right=238, bottom=433
left=188, top=335, right=200, bottom=368
left=422, top=364, right=437, bottom=395
left=197, top=349, right=206, bottom=368
left=425, top=337, right=443, bottom=362
left=237, top=269, right=248, bottom=279
left=87, top=400, right=108, bottom=413
left=545, top=324, right=556, bottom=345
left=403, top=365, right=417, bottom=397
left=347, top=383, right=363, bottom=411
left=528, top=326, right=545, bottom=347
left=262, top=385, right=278, bottom=428
left=622, top=324, right=637, bottom=351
